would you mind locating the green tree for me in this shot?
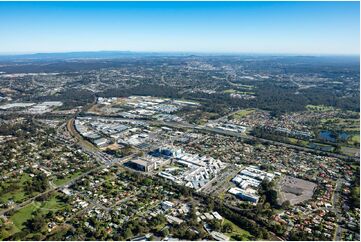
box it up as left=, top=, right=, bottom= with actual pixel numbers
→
left=222, top=223, right=233, bottom=233
left=161, top=228, right=169, bottom=237
left=124, top=228, right=133, bottom=239
left=281, top=200, right=291, bottom=210
left=26, top=215, right=45, bottom=231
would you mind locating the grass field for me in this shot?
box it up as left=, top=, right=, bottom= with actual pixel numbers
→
left=237, top=84, right=254, bottom=89
left=231, top=109, right=255, bottom=119
left=196, top=112, right=219, bottom=125
left=306, top=105, right=335, bottom=112
left=340, top=146, right=360, bottom=157
left=223, top=89, right=255, bottom=95
left=223, top=218, right=252, bottom=241
left=223, top=89, right=239, bottom=94
left=288, top=137, right=309, bottom=146
left=5, top=192, right=66, bottom=239
left=320, top=118, right=359, bottom=129
left=53, top=171, right=83, bottom=186
left=10, top=202, right=40, bottom=230
left=351, top=135, right=360, bottom=143
left=36, top=194, right=67, bottom=213
left=0, top=173, right=32, bottom=203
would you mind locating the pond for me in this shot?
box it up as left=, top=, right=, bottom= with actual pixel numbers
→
left=319, top=130, right=349, bottom=142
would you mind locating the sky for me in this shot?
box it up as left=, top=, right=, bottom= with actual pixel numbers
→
left=0, top=1, right=359, bottom=55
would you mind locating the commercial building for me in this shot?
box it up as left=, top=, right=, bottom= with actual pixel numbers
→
left=149, top=147, right=182, bottom=158
left=126, top=158, right=156, bottom=172
left=210, top=231, right=230, bottom=241
left=230, top=166, right=274, bottom=203
left=161, top=201, right=174, bottom=210
left=228, top=187, right=260, bottom=204
left=93, top=138, right=109, bottom=147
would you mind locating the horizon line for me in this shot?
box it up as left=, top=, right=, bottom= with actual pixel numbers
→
left=0, top=50, right=359, bottom=57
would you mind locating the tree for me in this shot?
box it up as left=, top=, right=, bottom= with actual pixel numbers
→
left=27, top=173, right=48, bottom=193
left=46, top=211, right=54, bottom=219
left=222, top=223, right=233, bottom=233
left=260, top=181, right=278, bottom=208
left=142, top=178, right=153, bottom=186
left=7, top=230, right=29, bottom=240
left=233, top=234, right=246, bottom=241
left=289, top=230, right=308, bottom=241
left=351, top=186, right=360, bottom=209
left=281, top=200, right=291, bottom=210
left=26, top=215, right=45, bottom=231
left=210, top=220, right=222, bottom=232
left=161, top=228, right=169, bottom=237
left=124, top=228, right=133, bottom=239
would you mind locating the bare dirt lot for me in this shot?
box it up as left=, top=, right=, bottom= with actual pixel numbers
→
left=278, top=175, right=317, bottom=205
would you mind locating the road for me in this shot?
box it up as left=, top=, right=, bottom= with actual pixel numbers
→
left=0, top=154, right=134, bottom=216
left=333, top=179, right=344, bottom=241
left=68, top=113, right=356, bottom=161
left=0, top=118, right=135, bottom=217
left=150, top=120, right=357, bottom=162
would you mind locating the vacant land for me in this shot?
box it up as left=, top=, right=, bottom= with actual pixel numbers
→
left=278, top=176, right=317, bottom=205
left=230, top=109, right=256, bottom=120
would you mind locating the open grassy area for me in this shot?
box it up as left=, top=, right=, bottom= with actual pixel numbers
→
left=5, top=192, right=67, bottom=239
left=320, top=118, right=359, bottom=130
left=288, top=137, right=309, bottom=146
left=53, top=171, right=83, bottom=186
left=0, top=220, right=18, bottom=240
left=40, top=195, right=66, bottom=212
left=351, top=135, right=360, bottom=143
left=0, top=173, right=32, bottom=204
left=196, top=112, right=219, bottom=125
left=340, top=146, right=360, bottom=157
left=231, top=109, right=255, bottom=120
left=223, top=89, right=238, bottom=94
left=223, top=89, right=255, bottom=95
left=306, top=105, right=335, bottom=112
left=223, top=218, right=252, bottom=241
left=10, top=202, right=40, bottom=230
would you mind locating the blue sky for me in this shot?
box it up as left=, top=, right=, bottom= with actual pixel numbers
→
left=0, top=1, right=359, bottom=55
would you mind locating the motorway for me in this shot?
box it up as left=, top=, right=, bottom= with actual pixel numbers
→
left=150, top=120, right=358, bottom=162
left=7, top=111, right=352, bottom=239
left=73, top=112, right=357, bottom=161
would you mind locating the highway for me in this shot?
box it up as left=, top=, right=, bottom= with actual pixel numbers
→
left=150, top=120, right=358, bottom=162
left=65, top=113, right=357, bottom=161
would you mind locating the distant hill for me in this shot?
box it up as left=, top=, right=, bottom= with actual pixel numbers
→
left=0, top=51, right=206, bottom=61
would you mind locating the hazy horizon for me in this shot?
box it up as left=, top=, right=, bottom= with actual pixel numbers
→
left=0, top=50, right=360, bottom=57
left=0, top=1, right=359, bottom=55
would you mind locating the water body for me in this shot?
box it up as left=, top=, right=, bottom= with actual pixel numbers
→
left=319, top=130, right=349, bottom=142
